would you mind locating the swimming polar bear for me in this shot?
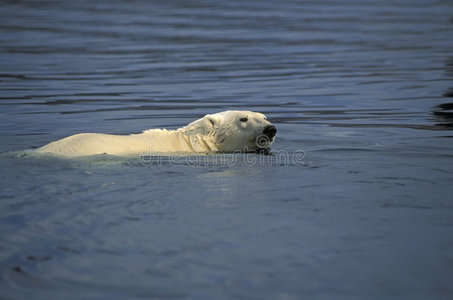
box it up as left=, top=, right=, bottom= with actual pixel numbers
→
left=35, top=110, right=277, bottom=157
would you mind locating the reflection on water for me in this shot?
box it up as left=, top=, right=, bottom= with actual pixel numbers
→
left=1, top=0, right=453, bottom=299
left=433, top=100, right=453, bottom=128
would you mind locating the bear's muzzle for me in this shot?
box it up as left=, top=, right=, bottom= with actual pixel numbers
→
left=263, top=125, right=277, bottom=139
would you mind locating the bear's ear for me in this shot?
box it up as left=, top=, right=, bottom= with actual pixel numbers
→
left=203, top=114, right=217, bottom=128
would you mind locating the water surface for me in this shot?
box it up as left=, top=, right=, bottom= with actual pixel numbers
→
left=1, top=0, right=453, bottom=299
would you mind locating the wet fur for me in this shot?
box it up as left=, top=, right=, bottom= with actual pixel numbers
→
left=36, top=110, right=275, bottom=157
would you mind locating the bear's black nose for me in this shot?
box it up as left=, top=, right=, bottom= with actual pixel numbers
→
left=263, top=125, right=277, bottom=138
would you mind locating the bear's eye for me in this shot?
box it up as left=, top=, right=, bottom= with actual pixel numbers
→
left=240, top=117, right=248, bottom=122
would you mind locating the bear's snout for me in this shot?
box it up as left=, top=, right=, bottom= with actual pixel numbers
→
left=263, top=125, right=277, bottom=139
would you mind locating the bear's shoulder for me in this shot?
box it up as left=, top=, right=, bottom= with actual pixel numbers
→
left=142, top=128, right=172, bottom=135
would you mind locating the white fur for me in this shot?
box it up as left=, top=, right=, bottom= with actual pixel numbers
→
left=35, top=110, right=275, bottom=157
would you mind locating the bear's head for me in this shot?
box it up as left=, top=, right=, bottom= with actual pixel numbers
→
left=199, top=110, right=277, bottom=152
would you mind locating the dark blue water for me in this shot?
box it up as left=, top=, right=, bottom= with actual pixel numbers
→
left=1, top=0, right=453, bottom=299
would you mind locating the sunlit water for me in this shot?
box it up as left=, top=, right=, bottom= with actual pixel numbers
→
left=1, top=1, right=453, bottom=299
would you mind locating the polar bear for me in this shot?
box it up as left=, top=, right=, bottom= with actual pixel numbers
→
left=35, top=110, right=277, bottom=157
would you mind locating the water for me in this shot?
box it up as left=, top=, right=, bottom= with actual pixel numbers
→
left=1, top=0, right=453, bottom=299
